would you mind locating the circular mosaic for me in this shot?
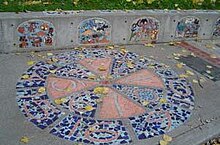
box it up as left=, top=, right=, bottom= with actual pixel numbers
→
left=16, top=48, right=195, bottom=144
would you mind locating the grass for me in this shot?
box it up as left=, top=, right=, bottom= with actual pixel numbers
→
left=0, top=0, right=219, bottom=12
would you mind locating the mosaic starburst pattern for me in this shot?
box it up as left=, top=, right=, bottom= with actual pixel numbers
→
left=16, top=48, right=195, bottom=144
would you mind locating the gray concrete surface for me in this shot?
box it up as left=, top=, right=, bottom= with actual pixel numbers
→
left=0, top=10, right=220, bottom=53
left=0, top=40, right=220, bottom=145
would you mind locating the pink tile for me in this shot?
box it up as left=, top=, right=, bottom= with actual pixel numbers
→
left=116, top=69, right=164, bottom=88
left=99, top=89, right=120, bottom=119
left=47, top=76, right=98, bottom=99
left=117, top=94, right=145, bottom=118
left=78, top=57, right=112, bottom=77
left=99, top=88, right=145, bottom=119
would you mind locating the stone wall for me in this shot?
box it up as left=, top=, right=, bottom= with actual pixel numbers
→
left=0, top=10, right=219, bottom=52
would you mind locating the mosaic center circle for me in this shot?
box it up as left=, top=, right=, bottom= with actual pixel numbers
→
left=16, top=48, right=195, bottom=144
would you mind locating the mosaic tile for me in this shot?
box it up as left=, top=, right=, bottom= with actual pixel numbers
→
left=129, top=110, right=172, bottom=139
left=112, top=84, right=164, bottom=110
left=55, top=62, right=97, bottom=80
left=130, top=17, right=160, bottom=43
left=78, top=18, right=111, bottom=45
left=47, top=76, right=98, bottom=99
left=16, top=61, right=57, bottom=88
left=17, top=20, right=55, bottom=48
left=213, top=18, right=220, bottom=37
left=155, top=69, right=178, bottom=79
left=17, top=88, right=44, bottom=98
left=165, top=78, right=195, bottom=110
left=50, top=114, right=132, bottom=144
left=115, top=69, right=164, bottom=88
left=169, top=106, right=191, bottom=130
left=78, top=57, right=112, bottom=77
left=129, top=105, right=192, bottom=140
left=110, top=51, right=150, bottom=78
left=17, top=94, right=62, bottom=129
left=49, top=52, right=79, bottom=66
left=59, top=89, right=101, bottom=118
left=24, top=61, right=57, bottom=79
left=82, top=48, right=112, bottom=58
left=98, top=88, right=145, bottom=119
left=175, top=17, right=200, bottom=38
left=16, top=79, right=46, bottom=88
left=16, top=48, right=195, bottom=144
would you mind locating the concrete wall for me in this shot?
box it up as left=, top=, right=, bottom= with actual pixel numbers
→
left=0, top=10, right=219, bottom=52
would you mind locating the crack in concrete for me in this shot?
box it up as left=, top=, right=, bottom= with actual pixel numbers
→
left=173, top=115, right=220, bottom=139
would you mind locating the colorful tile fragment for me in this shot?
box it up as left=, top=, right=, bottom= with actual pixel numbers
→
left=130, top=17, right=160, bottom=43
left=112, top=85, right=164, bottom=110
left=16, top=91, right=62, bottom=129
left=175, top=17, right=200, bottom=38
left=213, top=18, right=220, bottom=37
left=129, top=107, right=191, bottom=140
left=50, top=114, right=132, bottom=144
left=78, top=18, right=111, bottom=45
left=17, top=20, right=55, bottom=48
left=16, top=48, right=195, bottom=144
left=59, top=89, right=101, bottom=118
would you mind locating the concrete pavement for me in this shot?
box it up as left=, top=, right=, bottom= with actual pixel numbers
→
left=0, top=40, right=220, bottom=145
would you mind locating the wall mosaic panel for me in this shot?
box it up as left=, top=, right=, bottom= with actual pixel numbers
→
left=129, top=17, right=160, bottom=43
left=16, top=48, right=195, bottom=144
left=17, top=20, right=55, bottom=48
left=78, top=18, right=111, bottom=45
left=213, top=18, right=220, bottom=37
left=175, top=17, right=200, bottom=38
